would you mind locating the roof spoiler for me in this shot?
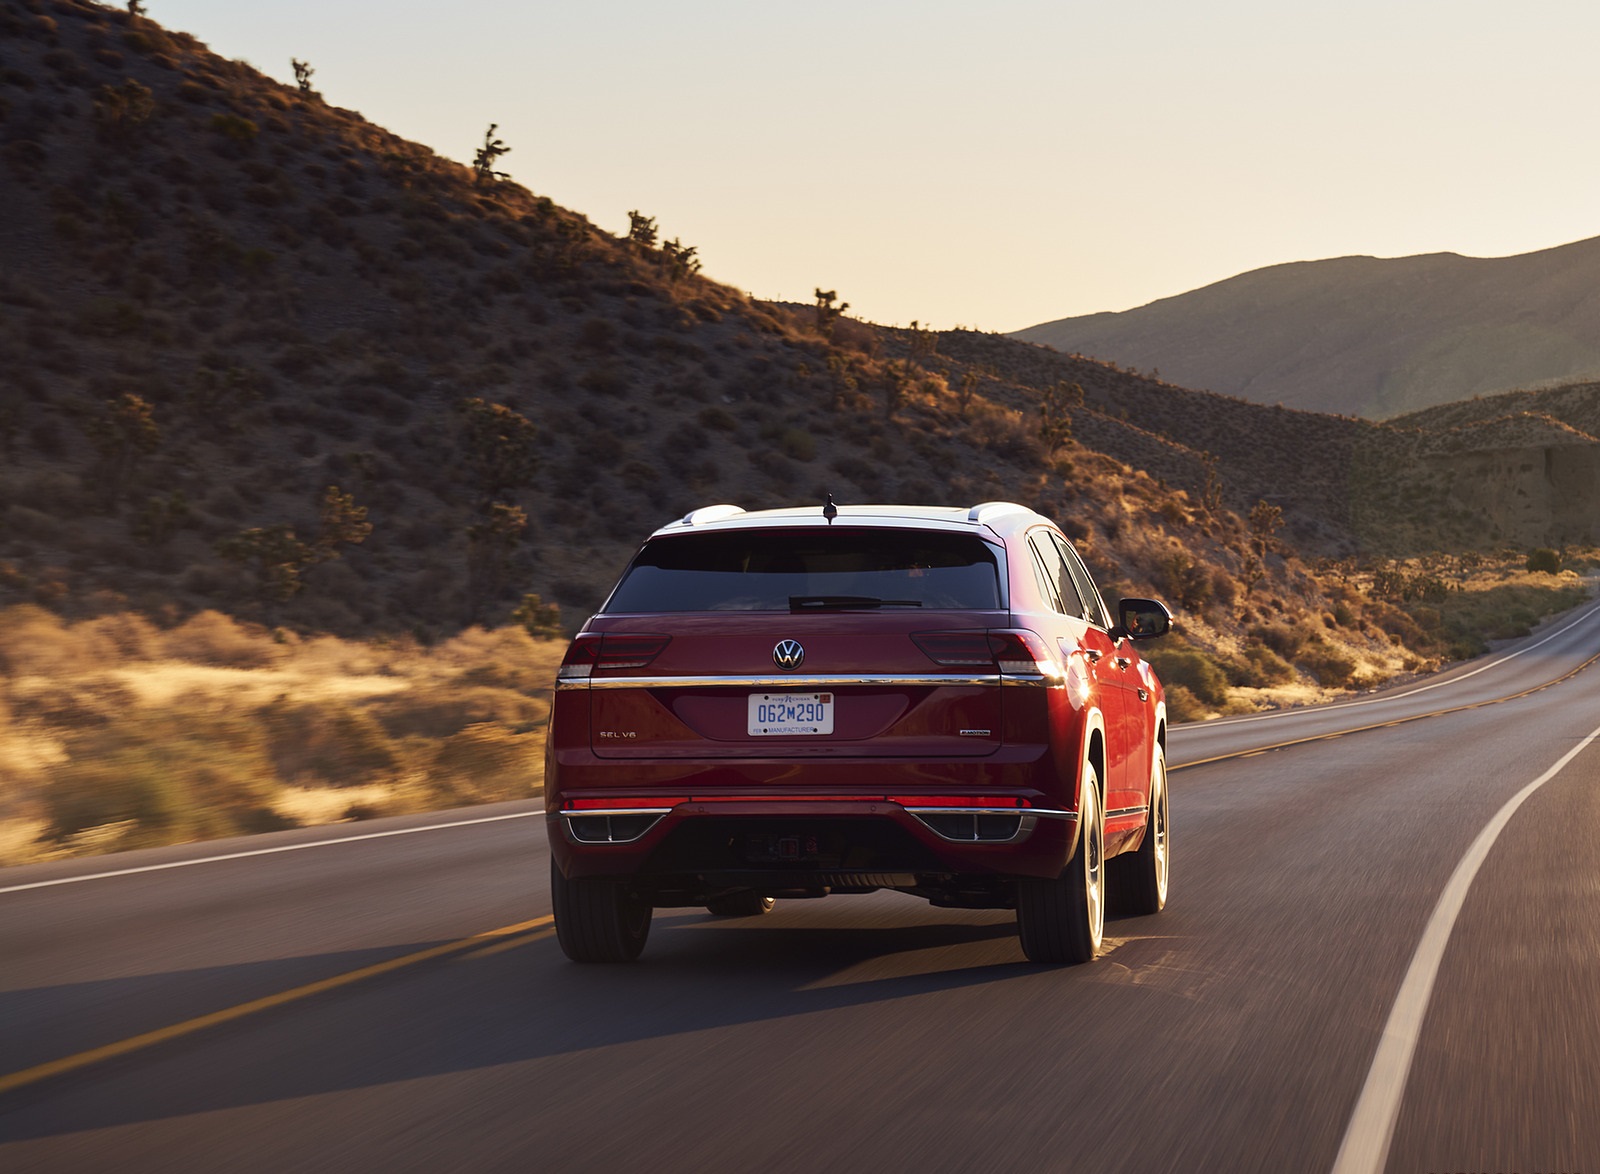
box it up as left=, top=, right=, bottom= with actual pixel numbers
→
left=675, top=504, right=746, bottom=527
left=967, top=501, right=1031, bottom=525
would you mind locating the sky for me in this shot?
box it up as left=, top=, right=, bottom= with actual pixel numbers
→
left=147, top=0, right=1600, bottom=333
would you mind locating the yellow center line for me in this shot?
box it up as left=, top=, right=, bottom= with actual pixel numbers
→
left=457, top=927, right=558, bottom=961
left=1170, top=648, right=1600, bottom=772
left=0, top=914, right=554, bottom=1098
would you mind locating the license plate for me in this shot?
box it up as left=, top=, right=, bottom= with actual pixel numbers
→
left=748, top=692, right=834, bottom=736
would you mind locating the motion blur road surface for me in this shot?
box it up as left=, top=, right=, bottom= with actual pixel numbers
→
left=4, top=598, right=1599, bottom=1173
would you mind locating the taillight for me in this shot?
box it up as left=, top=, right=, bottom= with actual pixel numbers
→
left=557, top=633, right=671, bottom=680
left=913, top=629, right=1060, bottom=679
left=597, top=633, right=672, bottom=669
left=986, top=630, right=1059, bottom=678
left=913, top=631, right=995, bottom=667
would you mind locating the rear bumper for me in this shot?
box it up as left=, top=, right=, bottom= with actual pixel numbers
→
left=546, top=795, right=1080, bottom=890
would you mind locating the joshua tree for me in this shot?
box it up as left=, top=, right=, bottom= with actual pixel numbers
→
left=881, top=359, right=910, bottom=421
left=513, top=593, right=563, bottom=639
left=626, top=210, right=658, bottom=249
left=217, top=485, right=369, bottom=603
left=218, top=524, right=315, bottom=602
left=1039, top=380, right=1081, bottom=454
left=291, top=58, right=317, bottom=97
left=814, top=288, right=849, bottom=336
left=85, top=392, right=159, bottom=508
left=314, top=484, right=372, bottom=560
left=1200, top=453, right=1224, bottom=513
left=466, top=502, right=528, bottom=618
left=473, top=123, right=511, bottom=186
left=459, top=397, right=538, bottom=502
left=956, top=369, right=980, bottom=418
left=92, top=79, right=155, bottom=139
left=661, top=237, right=701, bottom=282
left=1248, top=499, right=1284, bottom=555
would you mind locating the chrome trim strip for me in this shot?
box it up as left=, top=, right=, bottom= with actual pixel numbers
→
left=1104, top=804, right=1149, bottom=820
left=558, top=810, right=670, bottom=845
left=906, top=807, right=1078, bottom=822
left=907, top=810, right=1036, bottom=844
left=570, top=672, right=1004, bottom=691
left=559, top=808, right=677, bottom=817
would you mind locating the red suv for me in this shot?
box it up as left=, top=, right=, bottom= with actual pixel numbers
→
left=545, top=501, right=1172, bottom=964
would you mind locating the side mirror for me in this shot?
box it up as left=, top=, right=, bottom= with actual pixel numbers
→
left=1110, top=597, right=1173, bottom=642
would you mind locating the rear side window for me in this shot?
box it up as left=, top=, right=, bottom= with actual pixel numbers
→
left=604, top=529, right=1004, bottom=612
left=1029, top=531, right=1087, bottom=619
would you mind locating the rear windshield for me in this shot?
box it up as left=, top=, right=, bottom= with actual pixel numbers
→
left=603, top=529, right=1004, bottom=612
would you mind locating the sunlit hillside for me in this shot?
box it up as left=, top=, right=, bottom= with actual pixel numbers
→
left=2, top=0, right=1596, bottom=863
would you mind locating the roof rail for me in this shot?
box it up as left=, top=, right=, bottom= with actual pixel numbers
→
left=677, top=504, right=746, bottom=527
left=967, top=501, right=1031, bottom=525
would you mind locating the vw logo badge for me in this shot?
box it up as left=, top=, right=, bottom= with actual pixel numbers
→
left=773, top=640, right=805, bottom=671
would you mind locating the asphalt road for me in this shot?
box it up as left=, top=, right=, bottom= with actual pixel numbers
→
left=3, top=598, right=1599, bottom=1173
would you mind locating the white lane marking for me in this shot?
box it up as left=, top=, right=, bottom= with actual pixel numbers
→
left=1191, top=594, right=1600, bottom=731
left=0, top=810, right=544, bottom=895
left=1329, top=717, right=1600, bottom=1174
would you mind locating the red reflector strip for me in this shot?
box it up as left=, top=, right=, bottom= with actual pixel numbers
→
left=685, top=795, right=882, bottom=803
left=888, top=795, right=1030, bottom=808
left=564, top=797, right=687, bottom=810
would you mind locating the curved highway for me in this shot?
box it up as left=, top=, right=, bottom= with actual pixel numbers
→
left=2, top=596, right=1599, bottom=1173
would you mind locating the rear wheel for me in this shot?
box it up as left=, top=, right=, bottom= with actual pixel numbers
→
left=1016, top=766, right=1104, bottom=964
left=1110, top=745, right=1169, bottom=915
left=705, top=892, right=777, bottom=917
left=551, top=859, right=652, bottom=962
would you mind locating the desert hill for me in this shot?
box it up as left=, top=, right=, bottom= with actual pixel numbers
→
left=1012, top=238, right=1600, bottom=419
left=0, top=0, right=1592, bottom=705
left=1390, top=380, right=1600, bottom=439
left=0, top=0, right=1386, bottom=642
left=4, top=0, right=1599, bottom=861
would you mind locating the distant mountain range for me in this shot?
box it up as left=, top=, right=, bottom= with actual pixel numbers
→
left=1013, top=237, right=1600, bottom=418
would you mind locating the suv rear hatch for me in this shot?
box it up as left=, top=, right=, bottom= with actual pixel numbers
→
left=565, top=526, right=1015, bottom=761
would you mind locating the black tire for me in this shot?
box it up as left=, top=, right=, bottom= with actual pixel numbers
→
left=1109, top=745, right=1169, bottom=916
left=1016, top=766, right=1104, bottom=964
left=705, top=892, right=777, bottom=917
left=550, top=858, right=652, bottom=963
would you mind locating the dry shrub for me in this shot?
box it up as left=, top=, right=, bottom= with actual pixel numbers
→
left=1145, top=645, right=1230, bottom=707
left=0, top=606, right=165, bottom=675
left=260, top=698, right=403, bottom=786
left=1250, top=622, right=1306, bottom=660
left=1295, top=640, right=1357, bottom=688
left=78, top=611, right=161, bottom=660
left=0, top=604, right=75, bottom=675
left=967, top=406, right=1041, bottom=459
left=369, top=684, right=546, bottom=739
left=452, top=660, right=553, bottom=696
left=293, top=633, right=410, bottom=678
left=10, top=677, right=139, bottom=726
left=431, top=625, right=564, bottom=682
left=48, top=713, right=286, bottom=848
left=428, top=723, right=543, bottom=803
left=161, top=610, right=279, bottom=667
left=1238, top=644, right=1295, bottom=686
left=1163, top=684, right=1207, bottom=723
